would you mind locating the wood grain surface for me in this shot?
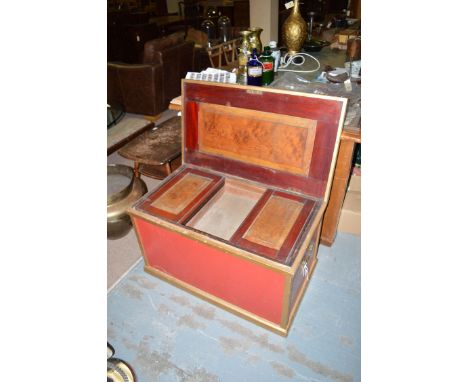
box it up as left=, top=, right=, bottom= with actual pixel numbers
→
left=231, top=189, right=317, bottom=265
left=151, top=173, right=212, bottom=215
left=243, top=195, right=303, bottom=250
left=137, top=167, right=223, bottom=222
left=118, top=116, right=181, bottom=165
left=197, top=103, right=316, bottom=176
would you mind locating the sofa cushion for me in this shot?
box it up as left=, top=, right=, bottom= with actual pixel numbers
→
left=143, top=32, right=185, bottom=63
left=107, top=63, right=164, bottom=116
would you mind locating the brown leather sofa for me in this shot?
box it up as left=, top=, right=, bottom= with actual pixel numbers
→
left=107, top=32, right=195, bottom=117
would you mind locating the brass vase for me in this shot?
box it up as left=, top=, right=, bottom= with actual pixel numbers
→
left=239, top=30, right=252, bottom=55
left=237, top=30, right=252, bottom=85
left=282, top=0, right=307, bottom=55
left=248, top=27, right=263, bottom=54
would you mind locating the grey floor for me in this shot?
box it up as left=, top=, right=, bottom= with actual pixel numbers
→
left=107, top=109, right=177, bottom=290
left=107, top=110, right=361, bottom=381
left=107, top=232, right=360, bottom=382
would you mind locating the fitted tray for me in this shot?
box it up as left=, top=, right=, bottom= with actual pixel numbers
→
left=136, top=166, right=319, bottom=266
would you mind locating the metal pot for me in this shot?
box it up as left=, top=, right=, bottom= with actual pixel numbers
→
left=107, top=164, right=147, bottom=240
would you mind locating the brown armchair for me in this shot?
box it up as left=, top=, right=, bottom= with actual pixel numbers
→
left=107, top=32, right=195, bottom=118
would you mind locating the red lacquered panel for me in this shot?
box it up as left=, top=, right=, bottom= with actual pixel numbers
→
left=183, top=81, right=343, bottom=125
left=185, top=150, right=327, bottom=198
left=134, top=217, right=286, bottom=325
left=182, top=81, right=346, bottom=199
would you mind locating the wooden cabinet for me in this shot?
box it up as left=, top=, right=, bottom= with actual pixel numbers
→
left=233, top=0, right=250, bottom=27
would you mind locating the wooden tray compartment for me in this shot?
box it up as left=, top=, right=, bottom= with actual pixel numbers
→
left=185, top=178, right=266, bottom=241
left=231, top=189, right=317, bottom=266
left=137, top=167, right=223, bottom=223
left=138, top=166, right=319, bottom=266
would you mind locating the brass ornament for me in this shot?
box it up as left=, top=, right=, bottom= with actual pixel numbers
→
left=239, top=30, right=252, bottom=53
left=282, top=0, right=307, bottom=55
left=248, top=27, right=263, bottom=54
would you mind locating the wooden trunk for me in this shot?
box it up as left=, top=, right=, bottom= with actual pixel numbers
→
left=129, top=80, right=347, bottom=335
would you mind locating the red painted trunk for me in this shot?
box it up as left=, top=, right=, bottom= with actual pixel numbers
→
left=129, top=81, right=347, bottom=335
left=134, top=217, right=286, bottom=324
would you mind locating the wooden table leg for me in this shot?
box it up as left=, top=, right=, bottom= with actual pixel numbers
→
left=133, top=161, right=141, bottom=178
left=164, top=162, right=172, bottom=176
left=320, top=139, right=356, bottom=246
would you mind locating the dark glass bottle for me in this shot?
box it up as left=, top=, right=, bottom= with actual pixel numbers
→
left=247, top=48, right=263, bottom=86
left=260, top=46, right=274, bottom=86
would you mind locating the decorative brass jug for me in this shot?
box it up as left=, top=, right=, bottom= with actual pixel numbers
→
left=282, top=0, right=307, bottom=55
left=248, top=27, right=263, bottom=54
left=239, top=30, right=252, bottom=54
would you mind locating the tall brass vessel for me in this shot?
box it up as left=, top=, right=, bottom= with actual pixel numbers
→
left=282, top=0, right=307, bottom=55
left=239, top=30, right=252, bottom=54
left=248, top=27, right=263, bottom=54
left=237, top=30, right=252, bottom=85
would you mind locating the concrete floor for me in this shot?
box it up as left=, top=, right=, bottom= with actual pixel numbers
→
left=107, top=109, right=176, bottom=290
left=107, top=232, right=360, bottom=382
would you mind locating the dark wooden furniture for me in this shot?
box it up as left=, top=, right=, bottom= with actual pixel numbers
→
left=321, top=128, right=360, bottom=245
left=178, top=0, right=204, bottom=18
left=233, top=0, right=250, bottom=27
left=149, top=14, right=204, bottom=35
left=108, top=12, right=203, bottom=63
left=118, top=116, right=182, bottom=179
left=107, top=117, right=154, bottom=156
left=129, top=80, right=347, bottom=335
left=108, top=11, right=159, bottom=63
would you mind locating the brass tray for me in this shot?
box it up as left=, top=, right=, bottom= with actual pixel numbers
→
left=107, top=358, right=136, bottom=382
left=107, top=164, right=134, bottom=205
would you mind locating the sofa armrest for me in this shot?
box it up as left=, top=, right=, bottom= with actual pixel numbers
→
left=107, top=62, right=165, bottom=117
left=147, top=40, right=195, bottom=107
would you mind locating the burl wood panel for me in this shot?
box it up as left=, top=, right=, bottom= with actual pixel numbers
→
left=198, top=103, right=317, bottom=176
left=151, top=172, right=212, bottom=215
left=137, top=168, right=223, bottom=222
left=243, top=195, right=303, bottom=250
left=231, top=190, right=317, bottom=265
